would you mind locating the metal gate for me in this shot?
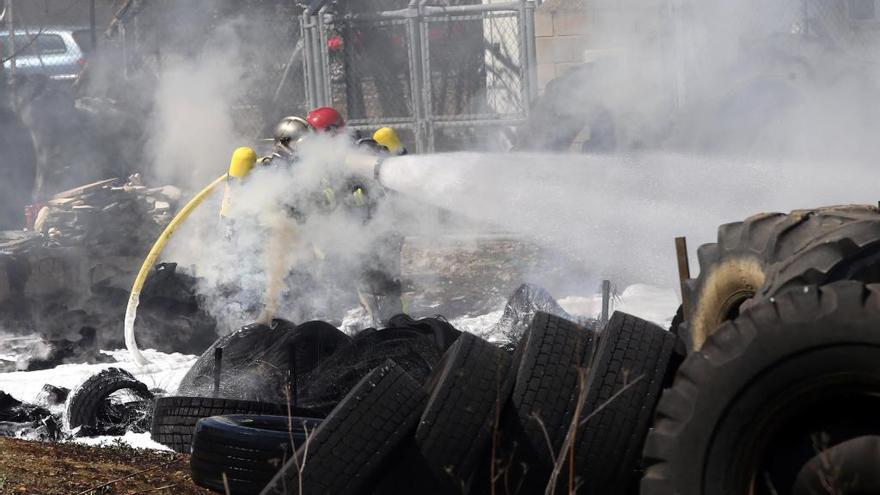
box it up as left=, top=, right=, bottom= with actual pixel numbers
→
left=301, top=1, right=538, bottom=152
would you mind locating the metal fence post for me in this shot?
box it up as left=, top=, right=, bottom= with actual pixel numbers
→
left=416, top=7, right=432, bottom=152
left=6, top=0, right=15, bottom=77
left=601, top=280, right=611, bottom=327
left=317, top=12, right=332, bottom=106
left=522, top=0, right=538, bottom=105
left=301, top=13, right=317, bottom=109
left=120, top=24, right=129, bottom=79
left=90, top=0, right=97, bottom=52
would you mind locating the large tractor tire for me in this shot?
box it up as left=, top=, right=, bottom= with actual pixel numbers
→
left=681, top=205, right=880, bottom=352
left=642, top=282, right=880, bottom=495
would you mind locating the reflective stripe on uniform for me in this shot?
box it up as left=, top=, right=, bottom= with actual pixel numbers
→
left=353, top=187, right=366, bottom=207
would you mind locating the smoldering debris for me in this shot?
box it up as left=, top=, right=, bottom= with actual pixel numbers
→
left=0, top=175, right=216, bottom=365
left=30, top=176, right=178, bottom=252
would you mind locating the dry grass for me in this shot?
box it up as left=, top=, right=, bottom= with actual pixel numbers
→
left=0, top=436, right=212, bottom=494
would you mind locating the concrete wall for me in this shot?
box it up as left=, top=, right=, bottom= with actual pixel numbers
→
left=534, top=0, right=670, bottom=92
left=535, top=2, right=590, bottom=92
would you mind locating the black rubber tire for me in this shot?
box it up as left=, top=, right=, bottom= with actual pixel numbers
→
left=260, top=360, right=426, bottom=495
left=680, top=212, right=788, bottom=352
left=63, top=367, right=154, bottom=431
left=150, top=396, right=313, bottom=453
left=415, top=332, right=515, bottom=486
left=564, top=312, right=676, bottom=493
left=510, top=312, right=595, bottom=464
left=190, top=415, right=322, bottom=495
left=682, top=205, right=880, bottom=352
left=758, top=206, right=880, bottom=300
left=177, top=319, right=350, bottom=403
left=793, top=435, right=880, bottom=495
left=642, top=281, right=880, bottom=495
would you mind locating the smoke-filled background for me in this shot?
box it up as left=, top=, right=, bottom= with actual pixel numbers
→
left=3, top=0, right=880, bottom=350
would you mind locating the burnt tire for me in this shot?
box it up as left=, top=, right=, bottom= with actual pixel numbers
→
left=150, top=396, right=308, bottom=453
left=510, top=312, right=595, bottom=464
left=261, top=360, right=426, bottom=495
left=642, top=282, right=880, bottom=495
left=190, top=415, right=321, bottom=495
left=415, top=332, right=516, bottom=486
left=563, top=312, right=676, bottom=493
left=63, top=367, right=154, bottom=432
left=682, top=205, right=880, bottom=352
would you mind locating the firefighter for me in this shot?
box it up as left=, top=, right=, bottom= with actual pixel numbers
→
left=306, top=106, right=346, bottom=134
left=372, top=127, right=408, bottom=155
left=262, top=108, right=404, bottom=326
left=260, top=115, right=313, bottom=166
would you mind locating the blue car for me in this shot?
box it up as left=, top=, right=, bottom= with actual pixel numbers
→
left=0, top=28, right=88, bottom=81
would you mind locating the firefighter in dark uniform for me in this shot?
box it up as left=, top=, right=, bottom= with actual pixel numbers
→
left=262, top=109, right=405, bottom=326
left=260, top=115, right=312, bottom=167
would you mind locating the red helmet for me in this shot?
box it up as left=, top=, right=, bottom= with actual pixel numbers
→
left=306, top=107, right=345, bottom=133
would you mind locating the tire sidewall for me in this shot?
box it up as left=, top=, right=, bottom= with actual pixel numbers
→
left=688, top=256, right=764, bottom=351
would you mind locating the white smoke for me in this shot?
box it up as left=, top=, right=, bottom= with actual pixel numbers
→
left=163, top=133, right=450, bottom=335
left=146, top=21, right=250, bottom=189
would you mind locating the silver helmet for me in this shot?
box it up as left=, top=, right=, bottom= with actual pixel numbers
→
left=273, top=116, right=312, bottom=153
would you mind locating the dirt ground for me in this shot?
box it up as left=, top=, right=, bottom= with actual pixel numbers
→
left=0, top=437, right=213, bottom=495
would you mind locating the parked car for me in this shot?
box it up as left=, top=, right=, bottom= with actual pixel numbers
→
left=0, top=28, right=88, bottom=81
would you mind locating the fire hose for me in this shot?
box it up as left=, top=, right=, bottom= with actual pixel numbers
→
left=125, top=147, right=256, bottom=365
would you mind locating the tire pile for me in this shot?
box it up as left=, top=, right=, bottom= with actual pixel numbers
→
left=153, top=312, right=677, bottom=494
left=152, top=204, right=880, bottom=494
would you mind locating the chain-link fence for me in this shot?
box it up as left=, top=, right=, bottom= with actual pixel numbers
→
left=302, top=1, right=538, bottom=152
left=112, top=0, right=306, bottom=140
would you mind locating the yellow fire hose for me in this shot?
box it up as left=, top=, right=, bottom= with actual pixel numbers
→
left=125, top=148, right=256, bottom=365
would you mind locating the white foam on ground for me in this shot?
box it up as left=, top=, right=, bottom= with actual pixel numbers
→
left=72, top=431, right=173, bottom=451
left=0, top=349, right=197, bottom=404
left=451, top=310, right=504, bottom=341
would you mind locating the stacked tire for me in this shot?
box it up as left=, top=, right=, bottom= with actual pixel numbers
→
left=151, top=396, right=289, bottom=453
left=190, top=414, right=321, bottom=494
